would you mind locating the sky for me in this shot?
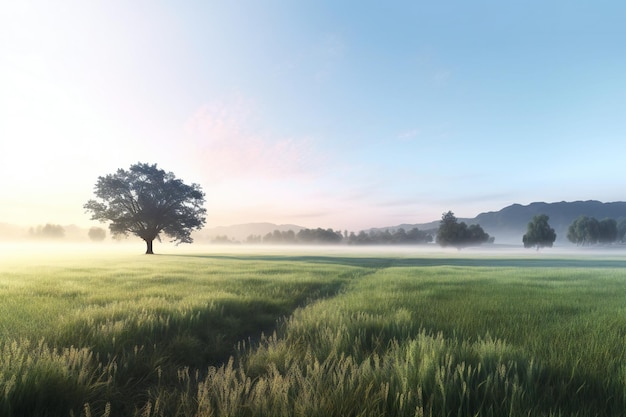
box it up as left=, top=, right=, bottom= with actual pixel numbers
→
left=1, top=1, right=625, bottom=232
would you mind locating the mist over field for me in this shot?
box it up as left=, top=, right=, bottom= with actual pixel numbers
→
left=4, top=199, right=625, bottom=249
left=2, top=240, right=624, bottom=267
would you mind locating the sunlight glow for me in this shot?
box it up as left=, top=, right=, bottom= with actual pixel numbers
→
left=1, top=1, right=624, bottom=232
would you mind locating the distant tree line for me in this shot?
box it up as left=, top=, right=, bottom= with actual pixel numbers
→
left=213, top=213, right=626, bottom=248
left=347, top=228, right=433, bottom=245
left=27, top=224, right=108, bottom=241
left=247, top=228, right=343, bottom=244
left=242, top=227, right=433, bottom=245
left=567, top=216, right=626, bottom=245
left=29, top=223, right=65, bottom=239
left=211, top=235, right=237, bottom=244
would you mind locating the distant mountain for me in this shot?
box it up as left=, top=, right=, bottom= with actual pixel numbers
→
left=384, top=201, right=626, bottom=244
left=196, top=222, right=306, bottom=242
left=474, top=200, right=626, bottom=243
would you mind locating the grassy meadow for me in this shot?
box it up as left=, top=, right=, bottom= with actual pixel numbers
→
left=1, top=244, right=626, bottom=416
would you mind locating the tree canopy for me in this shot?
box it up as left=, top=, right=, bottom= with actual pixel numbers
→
left=84, top=162, right=206, bottom=254
left=618, top=219, right=626, bottom=243
left=88, top=227, right=107, bottom=242
left=522, top=214, right=556, bottom=249
left=567, top=216, right=618, bottom=245
left=436, top=211, right=490, bottom=249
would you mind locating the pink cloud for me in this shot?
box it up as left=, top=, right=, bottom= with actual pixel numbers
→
left=183, top=97, right=318, bottom=181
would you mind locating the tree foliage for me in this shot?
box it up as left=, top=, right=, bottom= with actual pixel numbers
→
left=436, top=211, right=490, bottom=249
left=618, top=219, right=626, bottom=243
left=87, top=227, right=106, bottom=242
left=523, top=214, right=556, bottom=249
left=296, top=228, right=342, bottom=244
left=84, top=162, right=206, bottom=254
left=598, top=218, right=618, bottom=244
left=567, top=216, right=618, bottom=245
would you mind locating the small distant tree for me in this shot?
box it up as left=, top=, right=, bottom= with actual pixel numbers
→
left=436, top=211, right=490, bottom=249
left=84, top=162, right=206, bottom=254
left=88, top=227, right=106, bottom=242
left=523, top=214, right=556, bottom=249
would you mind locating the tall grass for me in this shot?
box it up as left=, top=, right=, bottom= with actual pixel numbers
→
left=0, top=251, right=355, bottom=415
left=1, top=249, right=625, bottom=415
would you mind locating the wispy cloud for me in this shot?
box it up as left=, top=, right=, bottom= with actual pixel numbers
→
left=183, top=96, right=320, bottom=181
left=397, top=128, right=420, bottom=141
left=433, top=69, right=451, bottom=85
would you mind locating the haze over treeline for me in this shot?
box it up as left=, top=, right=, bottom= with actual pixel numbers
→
left=3, top=200, right=626, bottom=247
left=197, top=201, right=626, bottom=245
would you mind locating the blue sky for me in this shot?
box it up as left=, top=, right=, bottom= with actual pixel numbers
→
left=1, top=1, right=625, bottom=231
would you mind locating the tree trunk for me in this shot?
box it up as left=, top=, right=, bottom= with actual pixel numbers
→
left=145, top=239, right=154, bottom=254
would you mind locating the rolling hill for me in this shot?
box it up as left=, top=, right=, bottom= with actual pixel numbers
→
left=403, top=200, right=626, bottom=244
left=473, top=201, right=626, bottom=243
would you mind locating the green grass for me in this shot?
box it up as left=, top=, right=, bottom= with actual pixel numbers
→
left=1, top=248, right=626, bottom=416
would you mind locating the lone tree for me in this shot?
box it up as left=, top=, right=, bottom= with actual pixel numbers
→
left=84, top=162, right=206, bottom=254
left=436, top=211, right=490, bottom=249
left=523, top=214, right=556, bottom=249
